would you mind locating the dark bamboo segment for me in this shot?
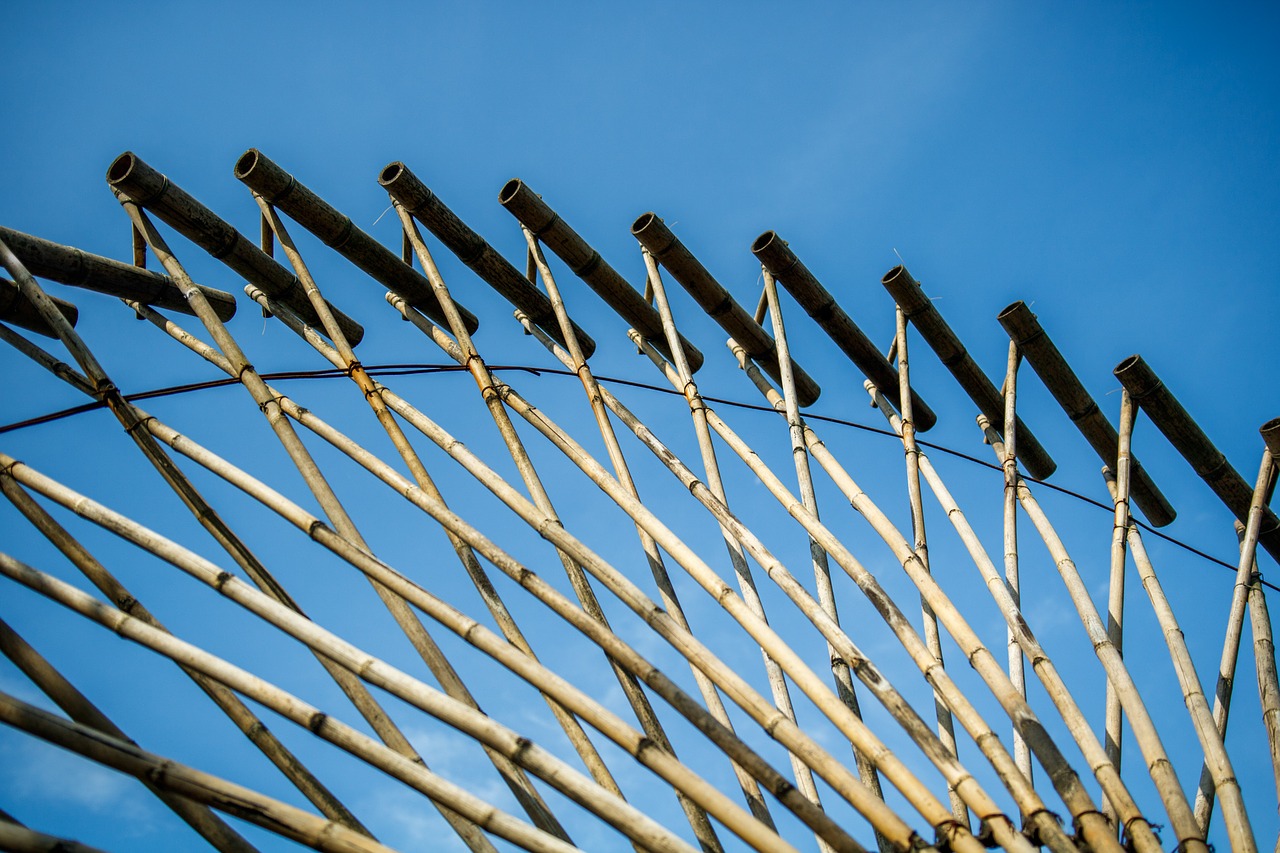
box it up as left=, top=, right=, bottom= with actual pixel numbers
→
left=1114, top=355, right=1280, bottom=562
left=881, top=266, right=1055, bottom=479
left=753, top=232, right=933, bottom=429
left=0, top=225, right=233, bottom=322
left=1262, top=417, right=1280, bottom=460
left=233, top=149, right=477, bottom=335
left=0, top=277, right=77, bottom=337
left=376, top=161, right=588, bottom=354
left=498, top=179, right=700, bottom=371
left=998, top=301, right=1175, bottom=526
left=104, top=152, right=360, bottom=343
left=631, top=213, right=821, bottom=406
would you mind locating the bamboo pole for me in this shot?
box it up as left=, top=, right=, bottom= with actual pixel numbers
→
left=997, top=302, right=1174, bottom=526
left=231, top=150, right=478, bottom=335
left=0, top=556, right=599, bottom=853
left=116, top=198, right=541, bottom=851
left=752, top=231, right=936, bottom=430
left=0, top=312, right=495, bottom=852
left=998, top=340, right=1032, bottom=784
left=977, top=417, right=1210, bottom=853
left=880, top=266, right=1054, bottom=480
left=373, top=161, right=583, bottom=351
left=239, top=292, right=928, bottom=850
left=0, top=819, right=109, bottom=853
left=388, top=203, right=724, bottom=852
left=855, top=377, right=1159, bottom=853
left=498, top=179, right=702, bottom=369
left=250, top=197, right=626, bottom=840
left=635, top=332, right=1102, bottom=853
left=0, top=237, right=438, bottom=836
left=1114, top=354, right=1280, bottom=562
left=0, top=472, right=369, bottom=837
left=0, top=458, right=793, bottom=853
left=0, top=276, right=78, bottom=338
left=502, top=318, right=1025, bottom=853
left=1100, top=390, right=1135, bottom=829
left=0, top=690, right=402, bottom=853
left=1192, top=445, right=1275, bottom=833
left=104, top=152, right=359, bottom=341
left=755, top=265, right=893, bottom=842
left=631, top=212, right=820, bottom=407
left=522, top=228, right=779, bottom=833
left=0, top=616, right=261, bottom=853
left=1100, top=473, right=1257, bottom=851
left=1242, top=518, right=1280, bottom=817
left=892, top=304, right=968, bottom=824
left=0, top=224, right=235, bottom=321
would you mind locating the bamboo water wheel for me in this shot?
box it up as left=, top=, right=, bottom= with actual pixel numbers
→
left=0, top=149, right=1275, bottom=853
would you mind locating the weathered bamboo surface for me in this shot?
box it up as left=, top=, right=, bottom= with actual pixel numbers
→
left=1, top=155, right=1275, bottom=853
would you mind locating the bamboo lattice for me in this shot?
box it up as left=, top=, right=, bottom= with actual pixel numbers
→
left=0, top=150, right=1275, bottom=852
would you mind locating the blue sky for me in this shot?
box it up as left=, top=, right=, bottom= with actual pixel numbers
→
left=2, top=3, right=1279, bottom=851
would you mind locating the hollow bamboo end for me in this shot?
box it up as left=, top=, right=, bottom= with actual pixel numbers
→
left=233, top=149, right=262, bottom=181
left=378, top=161, right=407, bottom=188
left=997, top=300, right=1029, bottom=322
left=105, top=152, right=137, bottom=186
left=751, top=230, right=778, bottom=255
left=631, top=211, right=659, bottom=237
left=497, top=179, right=524, bottom=206
left=882, top=264, right=910, bottom=286
left=997, top=300, right=1042, bottom=344
left=1261, top=418, right=1280, bottom=457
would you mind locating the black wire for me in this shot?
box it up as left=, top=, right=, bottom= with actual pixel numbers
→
left=1, top=361, right=1270, bottom=592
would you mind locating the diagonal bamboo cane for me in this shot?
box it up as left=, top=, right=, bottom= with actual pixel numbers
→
left=522, top=227, right=778, bottom=833
left=0, top=818, right=109, bottom=853
left=1241, top=518, right=1280, bottom=819
left=390, top=202, right=725, bottom=853
left=119, top=194, right=562, bottom=847
left=977, top=417, right=1210, bottom=853
left=1101, top=471, right=1256, bottom=851
left=250, top=196, right=627, bottom=842
left=0, top=616, right=261, bottom=853
left=0, top=689, right=402, bottom=853
left=0, top=455, right=800, bottom=853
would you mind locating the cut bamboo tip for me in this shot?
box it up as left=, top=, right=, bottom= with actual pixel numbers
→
left=498, top=179, right=703, bottom=372
left=752, top=230, right=937, bottom=431
left=0, top=276, right=78, bottom=337
left=998, top=300, right=1175, bottom=527
left=1261, top=418, right=1280, bottom=459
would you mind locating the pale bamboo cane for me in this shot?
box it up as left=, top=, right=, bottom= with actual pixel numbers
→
left=977, top=418, right=1209, bottom=853
left=227, top=292, right=918, bottom=850
left=0, top=817, right=109, bottom=853
left=0, top=617, right=260, bottom=853
left=858, top=375, right=1158, bottom=853
left=250, top=200, right=627, bottom=837
left=0, top=556, right=601, bottom=853
left=0, top=458, right=798, bottom=853
left=759, top=267, right=891, bottom=830
left=0, top=476, right=368, bottom=836
left=119, top=196, right=561, bottom=847
left=522, top=228, right=778, bottom=833
left=1101, top=475, right=1257, bottom=851
left=0, top=242, right=391, bottom=836
left=895, top=303, right=968, bottom=824
left=636, top=251, right=840, bottom=851
left=0, top=690, right=401, bottom=853
left=1192, top=446, right=1275, bottom=832
left=999, top=340, right=1032, bottom=785
left=501, top=316, right=1024, bottom=853
left=637, top=333, right=1097, bottom=853
left=391, top=203, right=725, bottom=853
left=1242, top=519, right=1280, bottom=817
left=1100, top=390, right=1135, bottom=830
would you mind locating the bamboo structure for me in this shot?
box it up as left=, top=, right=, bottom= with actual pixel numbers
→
left=1, top=155, right=1276, bottom=853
